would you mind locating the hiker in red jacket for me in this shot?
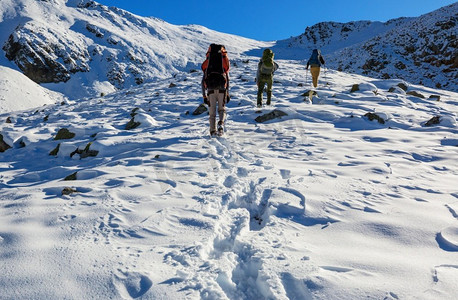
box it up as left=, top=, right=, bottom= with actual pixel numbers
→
left=201, top=44, right=230, bottom=136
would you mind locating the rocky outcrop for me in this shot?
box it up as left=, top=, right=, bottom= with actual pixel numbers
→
left=54, top=128, right=76, bottom=140
left=0, top=133, right=11, bottom=152
left=424, top=116, right=441, bottom=127
left=364, top=112, right=385, bottom=124
left=3, top=22, right=90, bottom=84
left=192, top=103, right=208, bottom=116
left=255, top=110, right=288, bottom=123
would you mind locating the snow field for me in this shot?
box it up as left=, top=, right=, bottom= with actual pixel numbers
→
left=1, top=56, right=458, bottom=299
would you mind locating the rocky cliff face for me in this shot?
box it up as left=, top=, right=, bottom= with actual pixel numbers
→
left=3, top=22, right=90, bottom=83
left=278, top=3, right=457, bottom=92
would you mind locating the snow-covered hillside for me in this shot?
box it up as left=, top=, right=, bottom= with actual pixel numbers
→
left=276, top=3, right=458, bottom=92
left=0, top=0, right=269, bottom=99
left=1, top=1, right=458, bottom=299
left=0, top=66, right=64, bottom=113
left=1, top=54, right=458, bottom=299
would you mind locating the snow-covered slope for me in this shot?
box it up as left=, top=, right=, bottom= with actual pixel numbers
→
left=1, top=55, right=458, bottom=299
left=0, top=66, right=64, bottom=114
left=0, top=0, right=269, bottom=99
left=275, top=3, right=458, bottom=92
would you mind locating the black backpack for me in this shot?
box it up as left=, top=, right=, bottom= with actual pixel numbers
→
left=204, top=44, right=227, bottom=90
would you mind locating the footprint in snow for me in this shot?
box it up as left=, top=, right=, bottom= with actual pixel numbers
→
left=436, top=226, right=458, bottom=252
left=113, top=271, right=153, bottom=299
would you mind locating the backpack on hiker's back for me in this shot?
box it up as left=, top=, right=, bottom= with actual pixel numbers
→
left=259, top=49, right=275, bottom=77
left=307, top=49, right=325, bottom=68
left=201, top=44, right=230, bottom=90
left=256, top=48, right=279, bottom=107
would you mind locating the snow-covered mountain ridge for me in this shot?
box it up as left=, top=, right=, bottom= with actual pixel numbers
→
left=1, top=0, right=457, bottom=104
left=0, top=0, right=269, bottom=99
left=277, top=3, right=457, bottom=92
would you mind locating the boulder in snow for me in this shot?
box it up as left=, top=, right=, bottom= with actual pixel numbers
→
left=350, top=83, right=378, bottom=94
left=192, top=103, right=208, bottom=116
left=62, top=187, right=78, bottom=196
left=64, top=172, right=78, bottom=181
left=70, top=142, right=99, bottom=159
left=406, top=91, right=425, bottom=99
left=255, top=109, right=288, bottom=123
left=54, top=128, right=76, bottom=140
left=364, top=112, right=386, bottom=124
left=0, top=133, right=12, bottom=152
left=424, top=115, right=441, bottom=127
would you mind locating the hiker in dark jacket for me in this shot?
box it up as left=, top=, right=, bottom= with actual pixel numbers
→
left=306, top=49, right=325, bottom=88
left=256, top=48, right=279, bottom=107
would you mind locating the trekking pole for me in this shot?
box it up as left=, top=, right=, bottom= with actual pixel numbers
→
left=323, top=65, right=329, bottom=88
left=305, top=68, right=309, bottom=87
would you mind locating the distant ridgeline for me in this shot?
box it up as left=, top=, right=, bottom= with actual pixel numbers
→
left=274, top=3, right=457, bottom=92
left=0, top=0, right=457, bottom=95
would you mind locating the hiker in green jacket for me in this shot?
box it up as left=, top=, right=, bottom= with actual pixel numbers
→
left=256, top=48, right=279, bottom=107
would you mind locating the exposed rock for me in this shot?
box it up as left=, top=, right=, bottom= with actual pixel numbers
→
left=168, top=83, right=177, bottom=88
left=301, top=90, right=317, bottom=97
left=424, top=115, right=441, bottom=127
left=50, top=143, right=61, bottom=156
left=70, top=142, right=99, bottom=159
left=364, top=112, right=385, bottom=124
left=6, top=117, right=12, bottom=123
left=62, top=187, right=78, bottom=196
left=255, top=110, right=288, bottom=123
left=17, top=139, right=26, bottom=148
left=2, top=23, right=90, bottom=84
left=126, top=117, right=141, bottom=130
left=192, top=103, right=208, bottom=116
left=350, top=84, right=360, bottom=93
left=406, top=91, right=426, bottom=99
left=0, top=134, right=12, bottom=152
left=130, top=107, right=141, bottom=117
left=429, top=95, right=441, bottom=101
left=397, top=83, right=408, bottom=91
left=86, top=23, right=104, bottom=38
left=64, top=172, right=78, bottom=181
left=54, top=128, right=76, bottom=140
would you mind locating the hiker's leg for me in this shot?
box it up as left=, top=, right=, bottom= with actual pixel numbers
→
left=266, top=77, right=273, bottom=104
left=217, top=91, right=226, bottom=124
left=257, top=81, right=264, bottom=106
left=208, top=92, right=218, bottom=132
left=311, top=67, right=320, bottom=88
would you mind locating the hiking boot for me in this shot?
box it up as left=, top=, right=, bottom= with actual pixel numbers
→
left=217, top=121, right=224, bottom=132
left=210, top=130, right=217, bottom=136
left=266, top=100, right=271, bottom=106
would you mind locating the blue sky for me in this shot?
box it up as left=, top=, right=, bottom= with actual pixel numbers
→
left=96, top=0, right=456, bottom=41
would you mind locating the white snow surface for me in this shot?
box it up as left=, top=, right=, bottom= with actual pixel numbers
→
left=0, top=66, right=65, bottom=113
left=1, top=1, right=458, bottom=299
left=1, top=54, right=458, bottom=299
